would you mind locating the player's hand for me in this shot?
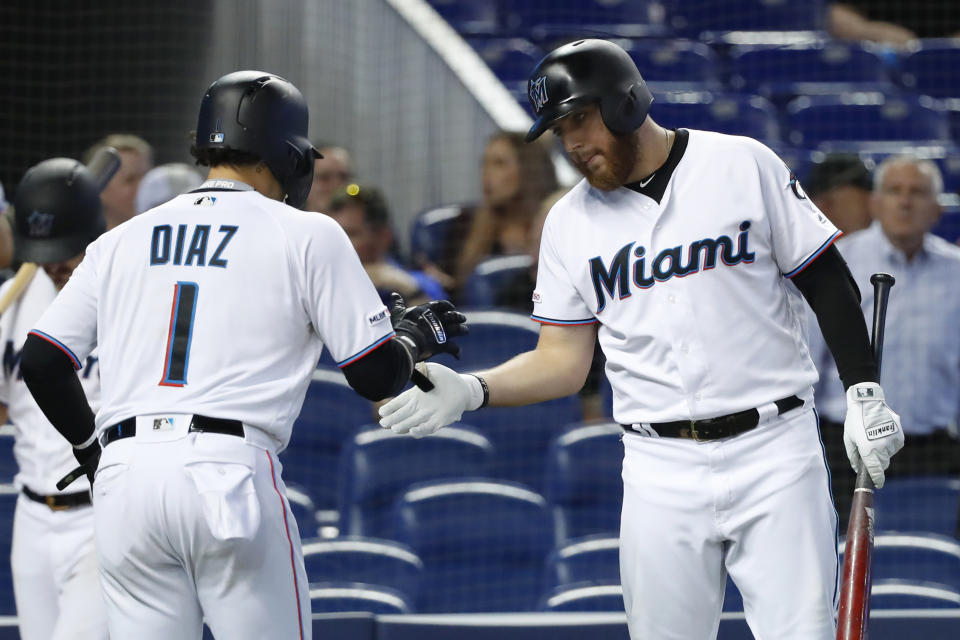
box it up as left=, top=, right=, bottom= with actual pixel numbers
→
left=56, top=438, right=101, bottom=491
left=390, top=293, right=468, bottom=361
left=843, top=382, right=904, bottom=488
left=378, top=363, right=484, bottom=438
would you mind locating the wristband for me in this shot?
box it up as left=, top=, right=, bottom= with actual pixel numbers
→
left=471, top=375, right=490, bottom=408
left=73, top=430, right=98, bottom=450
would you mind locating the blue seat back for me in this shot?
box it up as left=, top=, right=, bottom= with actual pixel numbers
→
left=392, top=479, right=553, bottom=612
left=539, top=581, right=624, bottom=612
left=625, top=39, right=722, bottom=91
left=872, top=476, right=960, bottom=537
left=303, top=536, right=423, bottom=597
left=932, top=206, right=960, bottom=244
left=409, top=203, right=472, bottom=269
left=338, top=425, right=494, bottom=537
left=870, top=579, right=960, bottom=609
left=545, top=423, right=624, bottom=541
left=663, top=0, right=826, bottom=37
left=309, top=581, right=412, bottom=614
left=0, top=431, right=16, bottom=483
left=652, top=91, right=780, bottom=142
left=0, top=486, right=18, bottom=614
left=901, top=42, right=960, bottom=99
left=461, top=255, right=533, bottom=309
left=469, top=38, right=544, bottom=86
left=427, top=0, right=498, bottom=36
left=840, top=533, right=960, bottom=591
left=544, top=535, right=620, bottom=589
left=786, top=94, right=950, bottom=148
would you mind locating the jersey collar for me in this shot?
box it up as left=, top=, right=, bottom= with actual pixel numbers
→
left=191, top=179, right=256, bottom=192
left=624, top=128, right=689, bottom=204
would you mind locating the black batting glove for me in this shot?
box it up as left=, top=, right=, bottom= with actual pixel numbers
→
left=56, top=439, right=101, bottom=491
left=390, top=292, right=468, bottom=361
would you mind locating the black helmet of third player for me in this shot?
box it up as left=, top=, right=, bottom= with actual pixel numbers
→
left=194, top=70, right=320, bottom=208
left=13, top=158, right=105, bottom=264
left=525, top=39, right=653, bottom=142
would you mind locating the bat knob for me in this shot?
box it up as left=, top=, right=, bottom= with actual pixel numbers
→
left=870, top=272, right=895, bottom=287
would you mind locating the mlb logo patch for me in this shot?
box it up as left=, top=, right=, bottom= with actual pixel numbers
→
left=209, top=132, right=225, bottom=143
left=367, top=308, right=389, bottom=327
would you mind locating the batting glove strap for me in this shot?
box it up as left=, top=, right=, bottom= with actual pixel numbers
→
left=842, top=382, right=904, bottom=488
left=57, top=440, right=101, bottom=491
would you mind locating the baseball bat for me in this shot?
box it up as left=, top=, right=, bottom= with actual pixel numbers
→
left=836, top=272, right=895, bottom=640
left=86, top=146, right=122, bottom=191
left=0, top=262, right=38, bottom=315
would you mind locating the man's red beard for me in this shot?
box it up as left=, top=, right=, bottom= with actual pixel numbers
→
left=573, top=131, right=639, bottom=191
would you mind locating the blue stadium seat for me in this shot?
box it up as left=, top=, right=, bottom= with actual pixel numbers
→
left=544, top=535, right=620, bottom=589
left=724, top=575, right=745, bottom=612
left=623, top=39, right=722, bottom=92
left=337, top=425, right=494, bottom=538
left=436, top=310, right=539, bottom=370
left=501, top=0, right=668, bottom=41
left=651, top=91, right=781, bottom=142
left=872, top=476, right=960, bottom=537
left=870, top=579, right=960, bottom=609
left=392, top=479, right=553, bottom=612
left=539, top=580, right=624, bottom=612
left=0, top=429, right=16, bottom=482
left=785, top=94, right=951, bottom=149
left=545, top=422, right=624, bottom=541
left=302, top=536, right=423, bottom=597
left=408, top=203, right=472, bottom=269
left=285, top=483, right=320, bottom=538
left=932, top=205, right=960, bottom=243
left=309, top=581, right=412, bottom=614
left=729, top=43, right=893, bottom=105
left=812, top=141, right=960, bottom=196
left=900, top=40, right=960, bottom=99
left=427, top=0, right=498, bottom=36
left=469, top=38, right=544, bottom=94
left=283, top=370, right=375, bottom=514
left=461, top=254, right=533, bottom=309
left=663, top=0, right=827, bottom=38
left=0, top=485, right=18, bottom=614
left=839, top=533, right=960, bottom=591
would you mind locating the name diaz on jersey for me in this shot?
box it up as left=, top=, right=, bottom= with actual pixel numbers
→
left=149, top=224, right=238, bottom=268
left=590, top=220, right=754, bottom=313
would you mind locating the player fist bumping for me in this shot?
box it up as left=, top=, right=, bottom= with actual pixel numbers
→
left=843, top=382, right=904, bottom=488
left=390, top=293, right=468, bottom=361
left=379, top=362, right=486, bottom=438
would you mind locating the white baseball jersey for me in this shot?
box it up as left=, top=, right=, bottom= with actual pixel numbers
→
left=533, top=129, right=840, bottom=424
left=31, top=181, right=392, bottom=450
left=0, top=269, right=100, bottom=494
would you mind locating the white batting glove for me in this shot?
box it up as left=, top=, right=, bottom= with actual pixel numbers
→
left=843, top=382, right=904, bottom=488
left=378, top=363, right=485, bottom=438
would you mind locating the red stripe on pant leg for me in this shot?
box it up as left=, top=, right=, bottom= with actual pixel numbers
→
left=266, top=450, right=305, bottom=640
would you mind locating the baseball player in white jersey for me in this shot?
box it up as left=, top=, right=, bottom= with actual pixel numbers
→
left=18, top=71, right=465, bottom=639
left=379, top=40, right=904, bottom=639
left=1, top=157, right=112, bottom=640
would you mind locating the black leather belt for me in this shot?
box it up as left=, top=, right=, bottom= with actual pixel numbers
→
left=101, top=415, right=244, bottom=448
left=620, top=395, right=803, bottom=442
left=22, top=485, right=91, bottom=510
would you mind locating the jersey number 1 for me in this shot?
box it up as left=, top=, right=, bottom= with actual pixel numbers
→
left=159, top=282, right=198, bottom=387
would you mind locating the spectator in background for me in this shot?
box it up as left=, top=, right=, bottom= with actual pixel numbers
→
left=805, top=154, right=873, bottom=234
left=134, top=163, right=204, bottom=214
left=303, top=144, right=351, bottom=213
left=82, top=134, right=153, bottom=229
left=327, top=183, right=445, bottom=306
left=810, top=155, right=960, bottom=525
left=830, top=2, right=960, bottom=45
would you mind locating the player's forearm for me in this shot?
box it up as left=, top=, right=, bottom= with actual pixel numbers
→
left=478, top=345, right=591, bottom=407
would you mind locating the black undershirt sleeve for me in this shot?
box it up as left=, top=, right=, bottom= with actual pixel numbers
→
left=790, top=244, right=877, bottom=389
left=341, top=337, right=414, bottom=401
left=20, top=334, right=96, bottom=446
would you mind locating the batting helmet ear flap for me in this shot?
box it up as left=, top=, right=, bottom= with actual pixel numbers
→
left=600, top=81, right=654, bottom=134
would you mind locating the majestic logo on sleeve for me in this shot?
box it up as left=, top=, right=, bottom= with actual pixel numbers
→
left=589, top=221, right=756, bottom=313
left=529, top=76, right=549, bottom=113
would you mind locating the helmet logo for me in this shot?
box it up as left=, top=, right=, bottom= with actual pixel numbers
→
left=28, top=210, right=55, bottom=238
left=529, top=76, right=549, bottom=113
left=210, top=118, right=225, bottom=143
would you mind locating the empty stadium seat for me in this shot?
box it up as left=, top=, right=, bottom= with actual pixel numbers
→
left=436, top=310, right=539, bottom=369
left=932, top=205, right=960, bottom=244
left=302, top=536, right=423, bottom=597
left=623, top=39, right=722, bottom=92
left=544, top=535, right=620, bottom=589
left=286, top=483, right=320, bottom=538
left=785, top=94, right=951, bottom=149
left=545, top=422, right=624, bottom=541
left=0, top=429, right=16, bottom=483
left=283, top=369, right=375, bottom=514
left=408, top=203, right=472, bottom=270
left=663, top=0, right=827, bottom=39
left=839, top=533, right=960, bottom=591
left=337, top=425, right=494, bottom=538
left=900, top=40, right=960, bottom=99
left=309, top=581, right=412, bottom=614
left=392, top=479, right=553, bottom=612
left=0, top=485, right=18, bottom=614
left=811, top=141, right=960, bottom=195
left=651, top=91, right=781, bottom=142
left=729, top=43, right=893, bottom=104
left=427, top=0, right=498, bottom=36
left=872, top=476, right=960, bottom=537
left=460, top=254, right=533, bottom=309
left=539, top=580, right=624, bottom=612
left=469, top=38, right=543, bottom=94
left=502, top=0, right=667, bottom=41
left=870, top=579, right=960, bottom=609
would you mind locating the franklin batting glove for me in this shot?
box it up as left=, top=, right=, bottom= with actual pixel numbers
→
left=378, top=363, right=486, bottom=438
left=843, top=382, right=904, bottom=488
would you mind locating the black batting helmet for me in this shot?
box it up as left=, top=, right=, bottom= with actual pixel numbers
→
left=525, top=39, right=653, bottom=142
left=194, top=70, right=320, bottom=208
left=13, top=158, right=106, bottom=264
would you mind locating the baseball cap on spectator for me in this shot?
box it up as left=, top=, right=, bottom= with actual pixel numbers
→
left=805, top=154, right=873, bottom=199
left=135, top=163, right=204, bottom=214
